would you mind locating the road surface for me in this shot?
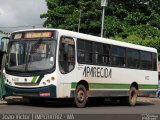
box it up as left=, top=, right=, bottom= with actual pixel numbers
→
left=0, top=97, right=160, bottom=120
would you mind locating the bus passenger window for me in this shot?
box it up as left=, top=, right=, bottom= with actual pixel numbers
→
left=111, top=46, right=126, bottom=67
left=127, top=49, right=140, bottom=69
left=152, top=53, right=157, bottom=71
left=140, top=51, right=152, bottom=70
left=59, top=37, right=75, bottom=73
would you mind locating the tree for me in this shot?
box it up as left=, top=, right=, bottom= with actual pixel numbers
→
left=41, top=0, right=102, bottom=35
left=41, top=0, right=160, bottom=58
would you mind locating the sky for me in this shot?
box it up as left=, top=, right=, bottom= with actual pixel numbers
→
left=0, top=0, right=48, bottom=33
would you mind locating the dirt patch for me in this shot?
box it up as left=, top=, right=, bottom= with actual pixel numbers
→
left=137, top=97, right=160, bottom=103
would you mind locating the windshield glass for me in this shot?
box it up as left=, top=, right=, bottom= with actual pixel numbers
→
left=7, top=39, right=56, bottom=72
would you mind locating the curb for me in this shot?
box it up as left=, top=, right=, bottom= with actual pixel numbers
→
left=0, top=100, right=7, bottom=105
left=0, top=96, right=23, bottom=105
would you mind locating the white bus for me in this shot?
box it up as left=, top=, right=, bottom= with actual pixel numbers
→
left=4, top=29, right=158, bottom=107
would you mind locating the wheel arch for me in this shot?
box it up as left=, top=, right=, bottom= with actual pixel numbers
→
left=130, top=82, right=139, bottom=90
left=76, top=80, right=89, bottom=91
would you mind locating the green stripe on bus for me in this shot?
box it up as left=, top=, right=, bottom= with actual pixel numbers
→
left=71, top=82, right=77, bottom=89
left=71, top=82, right=158, bottom=90
left=139, top=84, right=158, bottom=89
left=89, top=83, right=130, bottom=89
left=31, top=76, right=38, bottom=83
left=71, top=82, right=130, bottom=89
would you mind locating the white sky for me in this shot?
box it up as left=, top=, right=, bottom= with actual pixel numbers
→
left=0, top=0, right=48, bottom=33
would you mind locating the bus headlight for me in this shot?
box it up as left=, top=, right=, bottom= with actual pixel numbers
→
left=9, top=82, right=12, bottom=85
left=43, top=82, right=46, bottom=85
left=47, top=79, right=50, bottom=83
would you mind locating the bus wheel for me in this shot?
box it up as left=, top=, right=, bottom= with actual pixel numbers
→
left=74, top=85, right=88, bottom=108
left=128, top=87, right=138, bottom=106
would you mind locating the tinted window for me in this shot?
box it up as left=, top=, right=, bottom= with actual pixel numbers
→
left=111, top=46, right=126, bottom=67
left=140, top=51, right=152, bottom=70
left=152, top=53, right=157, bottom=71
left=127, top=49, right=140, bottom=68
left=92, top=43, right=103, bottom=64
left=77, top=39, right=111, bottom=65
left=77, top=39, right=92, bottom=64
left=77, top=39, right=157, bottom=71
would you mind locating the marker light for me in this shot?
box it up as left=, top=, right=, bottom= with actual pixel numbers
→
left=51, top=77, right=55, bottom=81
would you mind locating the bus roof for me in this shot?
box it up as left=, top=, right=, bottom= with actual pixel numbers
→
left=13, top=28, right=157, bottom=53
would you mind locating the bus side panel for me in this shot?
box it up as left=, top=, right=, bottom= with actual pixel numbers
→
left=70, top=64, right=158, bottom=98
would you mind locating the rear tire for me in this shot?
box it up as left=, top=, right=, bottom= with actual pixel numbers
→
left=128, top=87, right=138, bottom=106
left=74, top=85, right=88, bottom=108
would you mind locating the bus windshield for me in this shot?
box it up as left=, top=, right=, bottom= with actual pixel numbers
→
left=7, top=39, right=56, bottom=73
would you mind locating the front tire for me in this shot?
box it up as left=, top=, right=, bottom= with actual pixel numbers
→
left=74, top=85, right=88, bottom=108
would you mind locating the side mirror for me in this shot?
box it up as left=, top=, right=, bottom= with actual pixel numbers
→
left=0, top=37, right=9, bottom=52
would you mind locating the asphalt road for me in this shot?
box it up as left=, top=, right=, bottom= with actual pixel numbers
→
left=0, top=98, right=160, bottom=120
left=0, top=98, right=160, bottom=114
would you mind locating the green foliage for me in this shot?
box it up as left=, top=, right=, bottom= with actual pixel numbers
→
left=41, top=0, right=102, bottom=35
left=41, top=0, right=160, bottom=59
left=114, top=35, right=160, bottom=59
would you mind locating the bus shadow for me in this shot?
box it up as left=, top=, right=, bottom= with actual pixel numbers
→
left=87, top=100, right=155, bottom=107
left=9, top=101, right=155, bottom=108
left=7, top=98, right=155, bottom=108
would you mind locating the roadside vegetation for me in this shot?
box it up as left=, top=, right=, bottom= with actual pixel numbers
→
left=41, top=0, right=160, bottom=59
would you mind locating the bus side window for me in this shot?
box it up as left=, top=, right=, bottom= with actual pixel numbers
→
left=140, top=51, right=152, bottom=70
left=127, top=49, right=140, bottom=69
left=111, top=46, right=126, bottom=67
left=59, top=37, right=75, bottom=74
left=152, top=53, right=157, bottom=71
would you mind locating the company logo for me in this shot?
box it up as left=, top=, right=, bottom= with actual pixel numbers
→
left=83, top=66, right=112, bottom=78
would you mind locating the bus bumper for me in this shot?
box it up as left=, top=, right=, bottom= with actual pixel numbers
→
left=5, top=84, right=56, bottom=98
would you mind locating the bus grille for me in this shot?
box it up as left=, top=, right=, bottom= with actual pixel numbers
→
left=14, top=83, right=39, bottom=86
left=13, top=92, right=38, bottom=96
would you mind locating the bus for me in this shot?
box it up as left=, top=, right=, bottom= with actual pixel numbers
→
left=4, top=28, right=158, bottom=107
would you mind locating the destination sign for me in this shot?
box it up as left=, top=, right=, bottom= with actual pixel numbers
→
left=14, top=33, right=22, bottom=39
left=13, top=32, right=52, bottom=40
left=24, top=32, right=52, bottom=38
